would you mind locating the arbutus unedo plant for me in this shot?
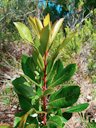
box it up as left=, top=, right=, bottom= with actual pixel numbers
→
left=11, top=14, right=89, bottom=128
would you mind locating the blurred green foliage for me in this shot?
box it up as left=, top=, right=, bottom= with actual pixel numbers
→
left=88, top=32, right=96, bottom=83
left=0, top=0, right=39, bottom=41
left=49, top=18, right=94, bottom=63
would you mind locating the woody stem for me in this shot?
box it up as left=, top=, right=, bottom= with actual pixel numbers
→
left=42, top=51, right=48, bottom=125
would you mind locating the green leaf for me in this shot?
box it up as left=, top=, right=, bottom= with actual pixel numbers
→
left=43, top=88, right=55, bottom=96
left=21, top=54, right=42, bottom=87
left=65, top=103, right=89, bottom=113
left=21, top=55, right=38, bottom=84
left=28, top=16, right=40, bottom=38
left=0, top=124, right=12, bottom=128
left=35, top=18, right=43, bottom=32
left=62, top=112, right=72, bottom=120
left=43, top=14, right=50, bottom=27
left=47, top=59, right=64, bottom=86
left=26, top=116, right=39, bottom=127
left=47, top=115, right=63, bottom=128
left=12, top=76, right=34, bottom=98
left=19, top=109, right=36, bottom=128
left=14, top=22, right=33, bottom=43
left=49, top=86, right=80, bottom=108
left=39, top=25, right=50, bottom=56
left=48, top=31, right=77, bottom=69
left=50, top=18, right=64, bottom=44
left=14, top=116, right=21, bottom=128
left=32, top=48, right=44, bottom=71
left=22, top=52, right=44, bottom=82
left=56, top=109, right=62, bottom=116
left=26, top=124, right=37, bottom=128
left=18, top=95, right=32, bottom=112
left=48, top=64, right=76, bottom=87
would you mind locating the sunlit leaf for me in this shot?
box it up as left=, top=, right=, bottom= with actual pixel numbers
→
left=35, top=18, right=43, bottom=32
left=65, top=103, right=89, bottom=113
left=14, top=22, right=33, bottom=43
left=49, top=18, right=64, bottom=48
left=14, top=117, right=21, bottom=128
left=28, top=16, right=40, bottom=38
left=39, top=25, right=50, bottom=56
left=48, top=31, right=77, bottom=70
left=12, top=14, right=87, bottom=127
left=43, top=14, right=50, bottom=27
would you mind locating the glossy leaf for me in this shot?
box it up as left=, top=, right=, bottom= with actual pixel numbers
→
left=65, top=103, right=89, bottom=113
left=21, top=54, right=42, bottom=86
left=50, top=18, right=64, bottom=44
left=14, top=22, right=33, bottom=43
left=47, top=59, right=64, bottom=86
left=48, top=63, right=76, bottom=87
left=28, top=16, right=40, bottom=38
left=48, top=115, right=64, bottom=128
left=39, top=25, right=50, bottom=56
left=43, top=14, right=50, bottom=27
left=48, top=31, right=77, bottom=70
left=49, top=86, right=80, bottom=108
left=12, top=15, right=87, bottom=127
left=21, top=55, right=37, bottom=84
left=12, top=76, right=34, bottom=98
left=22, top=51, right=43, bottom=74
left=14, top=117, right=21, bottom=128
left=32, top=48, right=44, bottom=70
left=35, top=18, right=43, bottom=32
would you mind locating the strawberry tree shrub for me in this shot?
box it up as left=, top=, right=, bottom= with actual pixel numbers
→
left=9, top=14, right=89, bottom=128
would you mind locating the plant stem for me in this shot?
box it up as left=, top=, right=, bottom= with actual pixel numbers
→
left=42, top=51, right=48, bottom=125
